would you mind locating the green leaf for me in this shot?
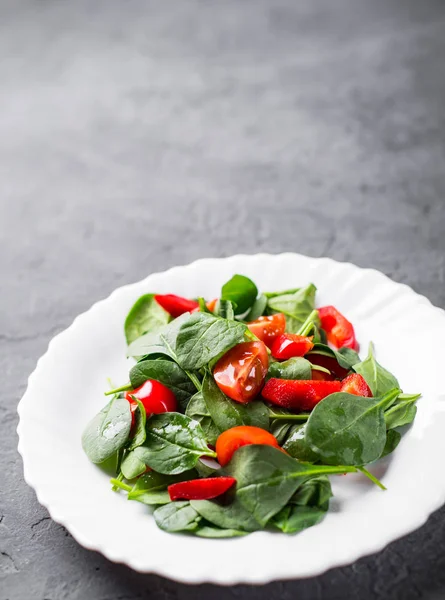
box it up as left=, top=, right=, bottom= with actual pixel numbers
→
left=185, top=391, right=220, bottom=445
left=202, top=372, right=269, bottom=432
left=124, top=294, right=171, bottom=345
left=267, top=284, right=317, bottom=333
left=353, top=343, right=399, bottom=397
left=245, top=294, right=268, bottom=321
left=221, top=274, right=258, bottom=315
left=127, top=398, right=146, bottom=451
left=128, top=470, right=195, bottom=505
left=269, top=420, right=294, bottom=445
left=308, top=343, right=359, bottom=371
left=131, top=412, right=215, bottom=475
left=385, top=402, right=417, bottom=430
left=264, top=287, right=300, bottom=299
left=215, top=300, right=235, bottom=320
left=82, top=397, right=132, bottom=464
left=120, top=449, right=147, bottom=479
left=282, top=424, right=320, bottom=463
left=127, top=313, right=190, bottom=359
left=130, top=359, right=196, bottom=410
left=195, top=525, right=248, bottom=538
left=305, top=389, right=400, bottom=466
left=175, top=312, right=247, bottom=369
left=190, top=497, right=262, bottom=532
left=154, top=501, right=202, bottom=532
left=267, top=357, right=312, bottom=380
left=224, top=445, right=356, bottom=526
left=381, top=429, right=401, bottom=458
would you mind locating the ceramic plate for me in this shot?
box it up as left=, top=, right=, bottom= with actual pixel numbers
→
left=17, top=253, right=445, bottom=584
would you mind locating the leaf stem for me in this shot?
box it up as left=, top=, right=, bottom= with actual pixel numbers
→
left=185, top=370, right=202, bottom=391
left=358, top=466, right=387, bottom=491
left=297, top=310, right=319, bottom=336
left=105, top=382, right=132, bottom=396
left=397, top=393, right=421, bottom=402
left=110, top=474, right=132, bottom=492
left=269, top=411, right=310, bottom=421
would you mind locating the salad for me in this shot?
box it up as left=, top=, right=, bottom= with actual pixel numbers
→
left=82, top=275, right=420, bottom=537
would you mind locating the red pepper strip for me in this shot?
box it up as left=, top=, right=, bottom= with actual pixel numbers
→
left=318, top=306, right=359, bottom=351
left=154, top=294, right=199, bottom=318
left=270, top=334, right=314, bottom=360
left=340, top=373, right=372, bottom=397
left=168, top=477, right=236, bottom=501
left=262, top=379, right=342, bottom=411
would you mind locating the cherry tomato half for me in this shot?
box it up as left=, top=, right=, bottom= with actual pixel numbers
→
left=247, top=313, right=286, bottom=347
left=216, top=426, right=280, bottom=466
left=270, top=333, right=314, bottom=360
left=125, top=379, right=177, bottom=414
left=154, top=294, right=199, bottom=317
left=213, top=341, right=269, bottom=403
left=318, top=306, right=359, bottom=351
left=340, top=373, right=372, bottom=397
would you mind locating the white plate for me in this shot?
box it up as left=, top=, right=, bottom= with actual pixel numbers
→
left=17, top=253, right=445, bottom=585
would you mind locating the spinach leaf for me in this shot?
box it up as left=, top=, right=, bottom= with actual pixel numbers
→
left=225, top=445, right=356, bottom=526
left=127, top=313, right=190, bottom=359
left=82, top=397, right=132, bottom=464
left=175, top=312, right=247, bottom=369
left=124, top=294, right=170, bottom=345
left=305, top=389, right=400, bottom=466
left=120, top=448, right=147, bottom=479
left=272, top=476, right=332, bottom=534
left=190, top=497, right=262, bottom=532
left=245, top=294, right=268, bottom=321
left=264, top=287, right=300, bottom=299
left=154, top=501, right=202, bottom=532
left=128, top=470, right=195, bottom=505
left=267, top=284, right=316, bottom=333
left=130, top=359, right=196, bottom=410
left=282, top=424, right=319, bottom=463
left=267, top=357, right=312, bottom=380
left=195, top=525, right=248, bottom=538
left=381, top=429, right=401, bottom=458
left=185, top=391, right=220, bottom=445
left=353, top=343, right=399, bottom=396
left=308, top=344, right=359, bottom=371
left=270, top=420, right=294, bottom=445
left=221, top=274, right=258, bottom=315
left=215, top=300, right=235, bottom=321
left=202, top=372, right=269, bottom=432
left=385, top=402, right=417, bottom=430
left=127, top=398, right=146, bottom=451
left=132, top=412, right=215, bottom=475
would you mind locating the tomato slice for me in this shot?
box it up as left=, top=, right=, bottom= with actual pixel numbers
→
left=318, top=306, right=359, bottom=351
left=270, top=333, right=314, bottom=359
left=125, top=380, right=177, bottom=414
left=340, top=373, right=372, bottom=397
left=168, top=477, right=236, bottom=501
left=247, top=313, right=286, bottom=347
left=216, top=426, right=280, bottom=466
left=154, top=294, right=199, bottom=317
left=262, top=379, right=342, bottom=411
left=213, top=341, right=269, bottom=403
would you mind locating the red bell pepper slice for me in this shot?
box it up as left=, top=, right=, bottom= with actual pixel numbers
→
left=340, top=373, right=372, bottom=397
left=168, top=477, right=236, bottom=501
left=318, top=306, right=359, bottom=351
left=262, top=378, right=342, bottom=410
left=154, top=294, right=199, bottom=317
left=270, top=334, right=314, bottom=360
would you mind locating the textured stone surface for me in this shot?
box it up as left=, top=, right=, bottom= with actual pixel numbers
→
left=1, top=0, right=445, bottom=598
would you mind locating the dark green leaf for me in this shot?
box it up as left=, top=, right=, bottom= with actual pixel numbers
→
left=267, top=357, right=312, bottom=380
left=305, top=390, right=400, bottom=466
left=353, top=343, right=399, bottom=397
left=82, top=397, right=132, bottom=464
left=175, top=312, right=247, bottom=369
left=120, top=448, right=147, bottom=479
left=130, top=359, right=196, bottom=410
left=270, top=420, right=294, bottom=445
left=282, top=424, right=319, bottom=463
left=224, top=445, right=355, bottom=526
left=215, top=300, right=235, bottom=320
left=185, top=391, right=220, bottom=445
left=308, top=343, right=359, bottom=371
left=385, top=402, right=417, bottom=430
left=190, top=497, right=262, bottom=532
left=264, top=287, right=300, bottom=299
left=381, top=429, right=401, bottom=458
left=202, top=372, right=269, bottom=432
left=132, top=412, right=215, bottom=475
left=195, top=525, right=248, bottom=538
left=127, top=398, right=146, bottom=451
left=221, top=274, right=258, bottom=315
left=245, top=294, right=268, bottom=321
left=124, top=294, right=170, bottom=345
left=154, top=501, right=201, bottom=532
left=127, top=313, right=190, bottom=359
left=267, top=284, right=317, bottom=333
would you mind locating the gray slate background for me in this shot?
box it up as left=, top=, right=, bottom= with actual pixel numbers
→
left=1, top=0, right=445, bottom=598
